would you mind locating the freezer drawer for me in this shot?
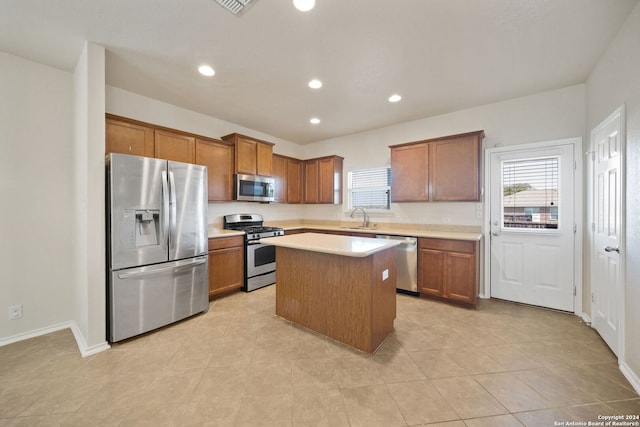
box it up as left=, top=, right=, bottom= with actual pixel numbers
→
left=108, top=256, right=209, bottom=342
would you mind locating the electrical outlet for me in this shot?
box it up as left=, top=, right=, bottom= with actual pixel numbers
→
left=442, top=217, right=452, bottom=224
left=382, top=269, right=389, bottom=281
left=8, top=304, right=22, bottom=320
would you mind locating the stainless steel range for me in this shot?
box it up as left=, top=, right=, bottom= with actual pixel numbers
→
left=223, top=214, right=284, bottom=292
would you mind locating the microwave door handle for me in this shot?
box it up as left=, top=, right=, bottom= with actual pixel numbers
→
left=161, top=171, right=170, bottom=242
left=168, top=171, right=177, bottom=250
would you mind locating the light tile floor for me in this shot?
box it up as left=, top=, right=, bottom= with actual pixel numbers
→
left=1, top=286, right=638, bottom=426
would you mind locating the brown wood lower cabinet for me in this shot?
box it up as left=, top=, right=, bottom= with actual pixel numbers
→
left=208, top=236, right=244, bottom=298
left=418, top=238, right=479, bottom=306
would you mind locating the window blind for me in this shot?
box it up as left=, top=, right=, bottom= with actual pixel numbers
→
left=502, top=157, right=559, bottom=229
left=349, top=168, right=391, bottom=210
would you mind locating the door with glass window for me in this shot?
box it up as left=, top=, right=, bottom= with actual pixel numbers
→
left=489, top=143, right=575, bottom=312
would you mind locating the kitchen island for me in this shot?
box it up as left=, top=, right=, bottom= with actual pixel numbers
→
left=260, top=232, right=400, bottom=353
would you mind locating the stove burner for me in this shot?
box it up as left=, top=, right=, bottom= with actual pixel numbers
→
left=223, top=213, right=284, bottom=241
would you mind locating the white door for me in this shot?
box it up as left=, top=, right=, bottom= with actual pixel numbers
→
left=591, top=108, right=624, bottom=356
left=489, top=143, right=575, bottom=312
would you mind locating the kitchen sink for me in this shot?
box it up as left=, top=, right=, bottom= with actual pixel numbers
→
left=339, top=225, right=378, bottom=230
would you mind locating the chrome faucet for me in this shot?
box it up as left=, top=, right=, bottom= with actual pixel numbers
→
left=350, top=207, right=369, bottom=228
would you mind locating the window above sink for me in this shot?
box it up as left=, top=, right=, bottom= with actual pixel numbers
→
left=348, top=167, right=391, bottom=211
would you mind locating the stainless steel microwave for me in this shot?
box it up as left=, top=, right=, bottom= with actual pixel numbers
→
left=234, top=174, right=275, bottom=202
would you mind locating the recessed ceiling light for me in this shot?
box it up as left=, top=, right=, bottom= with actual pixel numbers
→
left=388, top=94, right=402, bottom=103
left=198, top=65, right=215, bottom=77
left=293, top=0, right=315, bottom=12
left=308, top=79, right=322, bottom=89
left=310, top=118, right=320, bottom=125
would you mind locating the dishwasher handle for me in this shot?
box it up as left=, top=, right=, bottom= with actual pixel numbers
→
left=375, top=235, right=417, bottom=247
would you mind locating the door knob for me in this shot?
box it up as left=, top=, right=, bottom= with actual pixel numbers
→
left=604, top=246, right=620, bottom=253
left=492, top=231, right=500, bottom=237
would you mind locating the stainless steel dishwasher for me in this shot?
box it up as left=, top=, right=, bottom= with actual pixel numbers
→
left=376, top=235, right=418, bottom=294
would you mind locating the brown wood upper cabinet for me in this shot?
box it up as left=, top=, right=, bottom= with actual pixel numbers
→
left=195, top=138, right=234, bottom=201
left=272, top=154, right=303, bottom=204
left=304, top=155, right=343, bottom=204
left=287, top=157, right=303, bottom=204
left=106, top=117, right=154, bottom=157
left=154, top=129, right=195, bottom=163
left=106, top=115, right=236, bottom=202
left=221, top=133, right=274, bottom=176
left=272, top=154, right=287, bottom=203
left=390, top=130, right=484, bottom=202
left=303, top=159, right=319, bottom=203
left=390, top=142, right=429, bottom=202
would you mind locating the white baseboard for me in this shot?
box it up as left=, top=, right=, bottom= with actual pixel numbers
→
left=581, top=312, right=592, bottom=325
left=0, top=321, right=110, bottom=358
left=620, top=362, right=640, bottom=395
left=69, top=322, right=110, bottom=357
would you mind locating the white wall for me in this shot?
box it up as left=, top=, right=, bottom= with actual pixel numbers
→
left=586, top=1, right=640, bottom=390
left=73, top=42, right=108, bottom=354
left=303, top=84, right=586, bottom=226
left=0, top=52, right=76, bottom=341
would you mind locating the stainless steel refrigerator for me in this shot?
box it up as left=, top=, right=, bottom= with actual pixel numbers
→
left=106, top=153, right=209, bottom=342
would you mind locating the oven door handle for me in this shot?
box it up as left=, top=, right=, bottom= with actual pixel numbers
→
left=247, top=240, right=264, bottom=246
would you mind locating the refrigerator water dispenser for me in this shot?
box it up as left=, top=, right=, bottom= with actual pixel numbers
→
left=135, top=210, right=159, bottom=246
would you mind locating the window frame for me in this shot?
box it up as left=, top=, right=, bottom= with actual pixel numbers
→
left=347, top=167, right=391, bottom=211
left=501, top=156, right=561, bottom=232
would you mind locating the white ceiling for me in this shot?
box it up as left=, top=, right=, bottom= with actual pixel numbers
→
left=1, top=0, right=637, bottom=144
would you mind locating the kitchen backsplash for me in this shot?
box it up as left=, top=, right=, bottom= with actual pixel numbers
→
left=207, top=201, right=483, bottom=230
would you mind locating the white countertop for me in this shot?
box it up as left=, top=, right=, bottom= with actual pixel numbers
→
left=207, top=228, right=245, bottom=239
left=260, top=232, right=401, bottom=258
left=266, top=223, right=483, bottom=241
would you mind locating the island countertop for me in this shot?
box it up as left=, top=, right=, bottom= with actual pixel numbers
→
left=260, top=232, right=401, bottom=258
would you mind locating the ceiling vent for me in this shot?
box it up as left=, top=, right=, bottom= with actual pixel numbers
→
left=216, top=0, right=253, bottom=15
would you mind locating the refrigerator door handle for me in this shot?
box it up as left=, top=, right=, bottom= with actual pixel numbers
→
left=161, top=171, right=170, bottom=242
left=168, top=170, right=177, bottom=249
left=117, top=256, right=208, bottom=280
